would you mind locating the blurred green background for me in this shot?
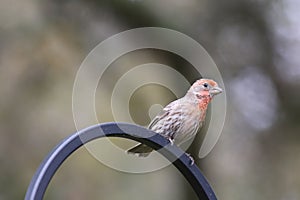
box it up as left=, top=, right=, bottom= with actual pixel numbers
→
left=1, top=0, right=300, bottom=199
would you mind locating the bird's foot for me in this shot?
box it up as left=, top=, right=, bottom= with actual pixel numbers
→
left=168, top=138, right=174, bottom=145
left=185, top=153, right=194, bottom=166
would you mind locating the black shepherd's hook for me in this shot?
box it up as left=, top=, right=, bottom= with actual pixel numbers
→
left=25, top=122, right=217, bottom=200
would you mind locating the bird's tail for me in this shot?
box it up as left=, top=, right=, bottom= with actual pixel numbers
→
left=127, top=144, right=153, bottom=157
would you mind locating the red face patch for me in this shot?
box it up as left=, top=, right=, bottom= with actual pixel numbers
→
left=195, top=79, right=218, bottom=88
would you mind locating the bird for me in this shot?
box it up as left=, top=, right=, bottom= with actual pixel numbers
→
left=127, top=78, right=223, bottom=160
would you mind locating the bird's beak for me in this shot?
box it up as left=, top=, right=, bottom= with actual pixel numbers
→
left=209, top=86, right=223, bottom=96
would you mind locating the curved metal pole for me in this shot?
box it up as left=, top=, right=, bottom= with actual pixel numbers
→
left=25, top=122, right=217, bottom=200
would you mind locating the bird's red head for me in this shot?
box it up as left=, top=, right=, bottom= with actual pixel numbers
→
left=191, top=78, right=222, bottom=98
left=187, top=78, right=222, bottom=111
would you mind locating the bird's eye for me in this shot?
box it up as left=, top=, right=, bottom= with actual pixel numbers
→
left=203, top=83, right=208, bottom=88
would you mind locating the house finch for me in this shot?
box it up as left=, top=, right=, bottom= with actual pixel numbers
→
left=127, top=78, right=222, bottom=159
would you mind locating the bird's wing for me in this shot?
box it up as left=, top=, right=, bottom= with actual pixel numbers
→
left=148, top=100, right=179, bottom=130
left=148, top=108, right=169, bottom=129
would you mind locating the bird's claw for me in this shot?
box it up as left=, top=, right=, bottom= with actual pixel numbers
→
left=185, top=153, right=194, bottom=166
left=168, top=138, right=174, bottom=145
